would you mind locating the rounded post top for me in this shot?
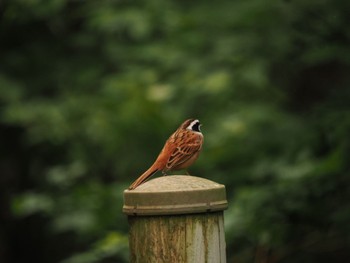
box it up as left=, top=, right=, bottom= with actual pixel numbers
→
left=123, top=175, right=228, bottom=216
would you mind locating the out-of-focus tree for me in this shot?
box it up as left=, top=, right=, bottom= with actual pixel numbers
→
left=0, top=0, right=349, bottom=262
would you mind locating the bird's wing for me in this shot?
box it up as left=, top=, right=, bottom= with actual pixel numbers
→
left=166, top=141, right=202, bottom=170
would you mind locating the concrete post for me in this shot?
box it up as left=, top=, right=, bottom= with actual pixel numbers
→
left=123, top=175, right=228, bottom=263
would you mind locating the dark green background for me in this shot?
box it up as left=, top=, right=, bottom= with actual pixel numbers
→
left=1, top=0, right=349, bottom=262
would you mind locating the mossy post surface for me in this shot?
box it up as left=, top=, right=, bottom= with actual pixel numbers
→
left=123, top=175, right=228, bottom=263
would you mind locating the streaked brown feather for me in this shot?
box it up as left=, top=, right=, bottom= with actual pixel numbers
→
left=166, top=141, right=202, bottom=170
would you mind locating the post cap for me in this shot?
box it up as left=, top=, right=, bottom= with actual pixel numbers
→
left=123, top=175, right=228, bottom=216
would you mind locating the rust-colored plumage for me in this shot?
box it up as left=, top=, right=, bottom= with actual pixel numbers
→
left=128, top=119, right=203, bottom=190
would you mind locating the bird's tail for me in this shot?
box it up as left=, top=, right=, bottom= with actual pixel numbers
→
left=128, top=166, right=159, bottom=190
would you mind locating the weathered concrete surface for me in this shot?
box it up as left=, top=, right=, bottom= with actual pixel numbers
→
left=128, top=212, right=226, bottom=263
left=124, top=176, right=227, bottom=263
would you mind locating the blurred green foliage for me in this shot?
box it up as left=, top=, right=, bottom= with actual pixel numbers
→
left=0, top=0, right=349, bottom=262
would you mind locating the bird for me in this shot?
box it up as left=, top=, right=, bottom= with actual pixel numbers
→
left=128, top=118, right=204, bottom=190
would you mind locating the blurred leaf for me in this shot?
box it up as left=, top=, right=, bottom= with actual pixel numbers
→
left=12, top=193, right=53, bottom=217
left=61, top=232, right=128, bottom=263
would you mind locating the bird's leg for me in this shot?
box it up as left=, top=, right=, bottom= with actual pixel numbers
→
left=185, top=170, right=190, bottom=175
left=162, top=170, right=168, bottom=176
